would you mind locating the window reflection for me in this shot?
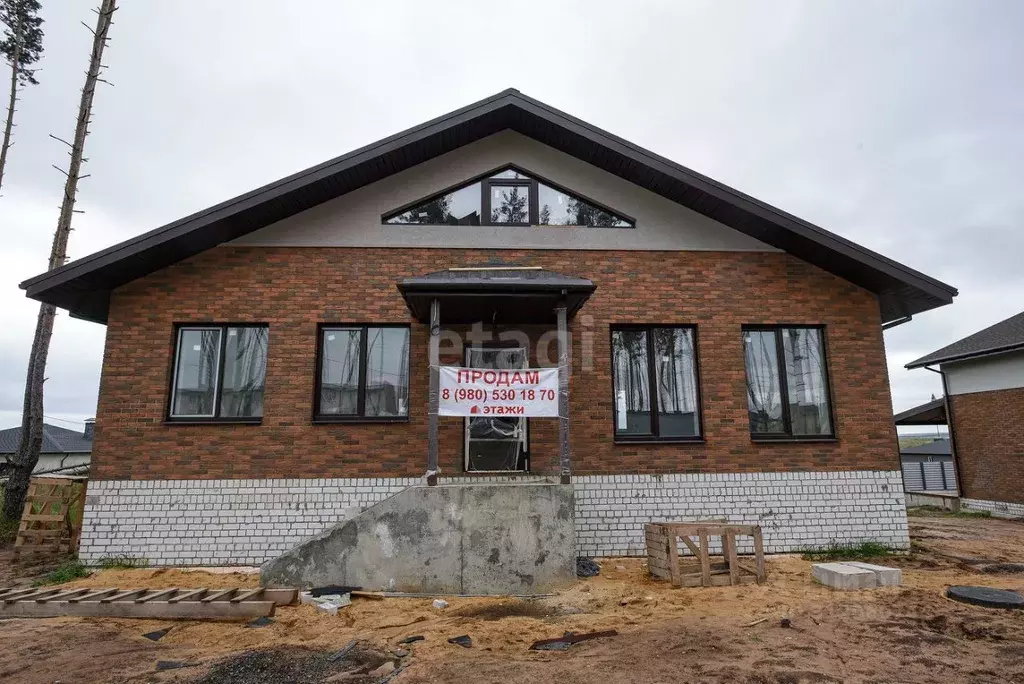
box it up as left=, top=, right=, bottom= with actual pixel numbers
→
left=490, top=185, right=530, bottom=224
left=385, top=182, right=481, bottom=225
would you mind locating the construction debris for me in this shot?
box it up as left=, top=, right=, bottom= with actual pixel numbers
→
left=576, top=557, right=600, bottom=577
left=447, top=635, right=472, bottom=648
left=142, top=627, right=171, bottom=641
left=432, top=599, right=449, bottom=609
left=155, top=661, right=198, bottom=671
left=529, top=629, right=618, bottom=651
left=812, top=562, right=902, bottom=590
left=328, top=640, right=358, bottom=662
left=397, top=635, right=424, bottom=645
left=0, top=586, right=296, bottom=620
left=245, top=616, right=274, bottom=628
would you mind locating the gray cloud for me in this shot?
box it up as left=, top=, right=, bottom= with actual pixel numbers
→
left=2, top=0, right=1021, bottom=427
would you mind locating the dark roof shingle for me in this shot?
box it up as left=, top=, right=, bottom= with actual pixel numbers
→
left=0, top=424, right=93, bottom=455
left=907, top=310, right=1024, bottom=368
left=20, top=89, right=956, bottom=325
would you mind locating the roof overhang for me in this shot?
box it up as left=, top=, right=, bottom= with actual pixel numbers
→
left=20, top=88, right=957, bottom=324
left=397, top=267, right=595, bottom=324
left=894, top=397, right=947, bottom=426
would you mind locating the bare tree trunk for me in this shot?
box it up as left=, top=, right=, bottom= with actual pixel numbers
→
left=3, top=0, right=117, bottom=522
left=0, top=18, right=22, bottom=191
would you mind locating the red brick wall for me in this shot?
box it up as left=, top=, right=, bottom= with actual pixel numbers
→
left=950, top=387, right=1024, bottom=504
left=92, top=246, right=900, bottom=480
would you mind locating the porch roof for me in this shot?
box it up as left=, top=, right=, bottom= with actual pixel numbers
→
left=894, top=397, right=947, bottom=426
left=397, top=267, right=595, bottom=324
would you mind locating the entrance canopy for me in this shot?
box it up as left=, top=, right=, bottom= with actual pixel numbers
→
left=894, top=397, right=947, bottom=426
left=397, top=267, right=595, bottom=324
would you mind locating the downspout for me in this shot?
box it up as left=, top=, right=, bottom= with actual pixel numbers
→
left=924, top=365, right=963, bottom=498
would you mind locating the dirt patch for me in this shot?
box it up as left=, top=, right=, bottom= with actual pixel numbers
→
left=191, top=644, right=393, bottom=684
left=0, top=515, right=1023, bottom=683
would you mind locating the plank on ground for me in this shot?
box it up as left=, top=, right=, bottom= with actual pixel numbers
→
left=0, top=600, right=277, bottom=620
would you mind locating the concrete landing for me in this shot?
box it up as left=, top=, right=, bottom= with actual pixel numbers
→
left=812, top=561, right=903, bottom=590
left=260, top=483, right=575, bottom=596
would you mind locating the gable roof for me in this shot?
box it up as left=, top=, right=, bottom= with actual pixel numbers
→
left=906, top=310, right=1024, bottom=368
left=0, top=423, right=93, bottom=455
left=20, top=88, right=957, bottom=324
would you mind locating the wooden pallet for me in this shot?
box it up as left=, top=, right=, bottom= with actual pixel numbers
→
left=0, top=586, right=298, bottom=620
left=13, top=477, right=87, bottom=561
left=646, top=522, right=766, bottom=588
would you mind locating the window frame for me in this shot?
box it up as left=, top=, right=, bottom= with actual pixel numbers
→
left=313, top=323, right=412, bottom=424
left=609, top=324, right=705, bottom=444
left=381, top=163, right=636, bottom=229
left=742, top=324, right=837, bottom=442
left=165, top=322, right=268, bottom=425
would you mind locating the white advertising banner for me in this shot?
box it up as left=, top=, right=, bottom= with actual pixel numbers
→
left=438, top=366, right=560, bottom=417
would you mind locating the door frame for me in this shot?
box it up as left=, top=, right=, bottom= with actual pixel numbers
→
left=462, top=342, right=531, bottom=473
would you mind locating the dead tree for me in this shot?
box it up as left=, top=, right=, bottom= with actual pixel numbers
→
left=3, top=0, right=116, bottom=523
left=0, top=0, right=44, bottom=191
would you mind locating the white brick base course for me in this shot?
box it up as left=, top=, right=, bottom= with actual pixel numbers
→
left=961, top=497, right=1024, bottom=519
left=79, top=470, right=908, bottom=566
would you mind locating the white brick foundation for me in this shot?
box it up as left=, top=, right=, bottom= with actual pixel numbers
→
left=961, top=497, right=1024, bottom=519
left=79, top=470, right=908, bottom=566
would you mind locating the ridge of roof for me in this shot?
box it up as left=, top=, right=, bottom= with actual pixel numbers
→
left=20, top=88, right=957, bottom=324
left=906, top=310, right=1024, bottom=368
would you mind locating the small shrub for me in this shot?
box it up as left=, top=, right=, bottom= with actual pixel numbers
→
left=799, top=540, right=892, bottom=562
left=34, top=561, right=90, bottom=586
left=97, top=554, right=149, bottom=570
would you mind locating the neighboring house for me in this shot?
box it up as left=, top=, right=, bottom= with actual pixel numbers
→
left=906, top=311, right=1024, bottom=518
left=0, top=420, right=93, bottom=477
left=898, top=438, right=956, bottom=493
left=20, top=89, right=957, bottom=566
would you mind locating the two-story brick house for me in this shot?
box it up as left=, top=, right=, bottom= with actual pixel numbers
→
left=21, top=90, right=957, bottom=566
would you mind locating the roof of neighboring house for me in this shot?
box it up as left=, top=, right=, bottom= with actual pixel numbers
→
left=900, top=438, right=951, bottom=456
left=907, top=310, right=1024, bottom=368
left=894, top=397, right=947, bottom=426
left=0, top=423, right=93, bottom=455
left=19, top=88, right=957, bottom=325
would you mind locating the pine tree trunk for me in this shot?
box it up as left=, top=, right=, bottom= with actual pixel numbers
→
left=0, top=18, right=22, bottom=191
left=4, top=0, right=117, bottom=523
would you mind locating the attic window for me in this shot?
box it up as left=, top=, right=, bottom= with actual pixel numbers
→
left=383, top=166, right=634, bottom=228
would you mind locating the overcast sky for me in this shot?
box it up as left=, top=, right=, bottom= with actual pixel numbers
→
left=2, top=0, right=1021, bottom=432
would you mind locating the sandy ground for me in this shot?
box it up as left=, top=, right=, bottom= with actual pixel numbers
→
left=1, top=512, right=1023, bottom=683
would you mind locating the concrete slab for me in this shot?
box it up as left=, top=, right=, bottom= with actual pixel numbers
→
left=812, top=562, right=878, bottom=590
left=260, top=483, right=576, bottom=595
left=843, top=562, right=902, bottom=587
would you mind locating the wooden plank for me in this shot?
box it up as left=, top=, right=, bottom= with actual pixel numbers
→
left=5, top=588, right=62, bottom=603
left=678, top=535, right=701, bottom=557
left=168, top=588, right=207, bottom=603
left=350, top=591, right=385, bottom=601
left=136, top=588, right=179, bottom=603
left=102, top=589, right=148, bottom=603
left=262, top=589, right=298, bottom=606
left=21, top=514, right=67, bottom=523
left=68, top=588, right=119, bottom=603
left=679, top=574, right=758, bottom=588
left=699, top=528, right=711, bottom=587
left=666, top=529, right=681, bottom=587
left=735, top=560, right=760, bottom=577
left=201, top=589, right=237, bottom=603
left=726, top=530, right=739, bottom=585
left=40, top=588, right=90, bottom=602
left=1, top=587, right=47, bottom=602
left=0, top=600, right=276, bottom=620
left=753, top=527, right=766, bottom=583
left=230, top=589, right=263, bottom=603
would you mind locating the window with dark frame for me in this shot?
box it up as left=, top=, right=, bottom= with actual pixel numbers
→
left=315, top=325, right=411, bottom=421
left=383, top=165, right=634, bottom=228
left=611, top=325, right=702, bottom=441
left=742, top=326, right=834, bottom=439
left=168, top=325, right=268, bottom=421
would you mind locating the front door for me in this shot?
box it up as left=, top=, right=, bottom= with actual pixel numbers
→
left=464, top=346, right=529, bottom=472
